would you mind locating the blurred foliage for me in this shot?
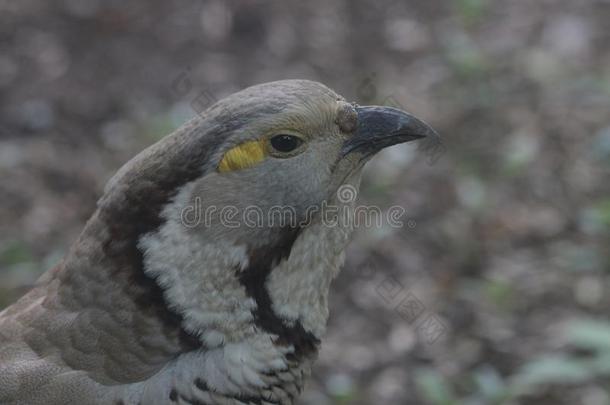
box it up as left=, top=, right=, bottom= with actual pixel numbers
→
left=414, top=319, right=610, bottom=404
left=455, top=0, right=490, bottom=27
left=416, top=368, right=458, bottom=405
left=0, top=240, right=34, bottom=266
left=1, top=0, right=610, bottom=404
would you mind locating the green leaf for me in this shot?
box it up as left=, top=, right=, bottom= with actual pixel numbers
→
left=472, top=366, right=509, bottom=401
left=590, top=352, right=610, bottom=376
left=0, top=240, right=33, bottom=266
left=563, top=319, right=610, bottom=352
left=456, top=0, right=489, bottom=26
left=415, top=368, right=457, bottom=405
left=511, top=355, right=593, bottom=389
left=484, top=279, right=514, bottom=309
left=593, top=200, right=610, bottom=226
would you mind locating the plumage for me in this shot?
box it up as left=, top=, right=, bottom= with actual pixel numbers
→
left=0, top=80, right=436, bottom=404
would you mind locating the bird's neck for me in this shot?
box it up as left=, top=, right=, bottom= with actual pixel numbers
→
left=139, top=186, right=354, bottom=354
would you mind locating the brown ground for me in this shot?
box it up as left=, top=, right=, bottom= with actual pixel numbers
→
left=1, top=1, right=609, bottom=404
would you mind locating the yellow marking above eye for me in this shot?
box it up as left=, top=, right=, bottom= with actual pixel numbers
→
left=218, top=139, right=267, bottom=172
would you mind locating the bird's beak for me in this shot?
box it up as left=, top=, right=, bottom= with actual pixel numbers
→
left=341, top=106, right=438, bottom=158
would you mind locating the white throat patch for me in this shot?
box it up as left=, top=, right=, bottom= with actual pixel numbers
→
left=139, top=181, right=257, bottom=347
left=139, top=177, right=357, bottom=345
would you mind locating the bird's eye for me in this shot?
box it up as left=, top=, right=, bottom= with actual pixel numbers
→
left=269, top=134, right=303, bottom=154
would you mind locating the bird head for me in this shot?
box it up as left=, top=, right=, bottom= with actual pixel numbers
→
left=167, top=80, right=437, bottom=247
left=101, top=79, right=437, bottom=350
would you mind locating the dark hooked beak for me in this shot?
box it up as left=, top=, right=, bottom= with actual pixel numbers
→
left=341, top=106, right=439, bottom=158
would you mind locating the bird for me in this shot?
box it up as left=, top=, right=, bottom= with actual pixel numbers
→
left=0, top=80, right=437, bottom=405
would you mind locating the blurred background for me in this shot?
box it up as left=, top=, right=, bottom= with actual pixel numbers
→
left=1, top=0, right=609, bottom=404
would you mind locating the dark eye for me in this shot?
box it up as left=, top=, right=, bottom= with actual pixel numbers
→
left=269, top=134, right=303, bottom=153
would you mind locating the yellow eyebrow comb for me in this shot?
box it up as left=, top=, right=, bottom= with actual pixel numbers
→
left=218, top=139, right=267, bottom=172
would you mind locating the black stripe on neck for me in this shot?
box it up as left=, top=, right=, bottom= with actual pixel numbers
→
left=98, top=124, right=225, bottom=353
left=238, top=227, right=320, bottom=362
left=102, top=202, right=202, bottom=352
